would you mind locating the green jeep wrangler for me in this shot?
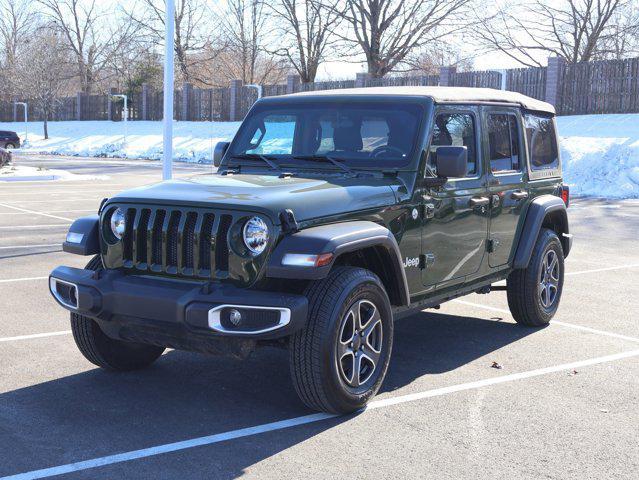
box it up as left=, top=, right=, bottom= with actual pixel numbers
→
left=50, top=87, right=572, bottom=414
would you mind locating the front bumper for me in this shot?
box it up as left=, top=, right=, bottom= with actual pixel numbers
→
left=49, top=266, right=308, bottom=353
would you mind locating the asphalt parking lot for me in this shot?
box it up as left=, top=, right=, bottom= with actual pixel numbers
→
left=1, top=154, right=638, bottom=480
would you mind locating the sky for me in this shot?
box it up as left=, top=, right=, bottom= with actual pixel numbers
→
left=92, top=0, right=544, bottom=81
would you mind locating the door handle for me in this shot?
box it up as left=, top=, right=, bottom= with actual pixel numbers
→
left=511, top=190, right=529, bottom=200
left=470, top=197, right=490, bottom=207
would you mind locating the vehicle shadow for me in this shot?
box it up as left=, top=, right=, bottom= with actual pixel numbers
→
left=0, top=311, right=536, bottom=479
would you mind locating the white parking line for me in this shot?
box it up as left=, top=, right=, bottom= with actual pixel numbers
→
left=0, top=244, right=60, bottom=250
left=4, top=348, right=638, bottom=480
left=0, top=210, right=95, bottom=215
left=0, top=203, right=73, bottom=222
left=0, top=224, right=69, bottom=229
left=0, top=331, right=71, bottom=343
left=1, top=198, right=98, bottom=204
left=452, top=300, right=639, bottom=344
left=0, top=276, right=48, bottom=284
left=565, top=264, right=639, bottom=276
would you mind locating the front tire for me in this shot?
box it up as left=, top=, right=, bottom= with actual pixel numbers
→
left=507, top=228, right=564, bottom=327
left=290, top=267, right=393, bottom=413
left=4, top=143, right=15, bottom=149
left=70, top=256, right=165, bottom=371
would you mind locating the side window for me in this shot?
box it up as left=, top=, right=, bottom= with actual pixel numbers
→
left=487, top=113, right=520, bottom=173
left=245, top=114, right=296, bottom=154
left=524, top=114, right=559, bottom=171
left=429, top=113, right=477, bottom=176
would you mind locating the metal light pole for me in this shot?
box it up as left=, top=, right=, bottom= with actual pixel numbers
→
left=162, top=0, right=175, bottom=180
left=112, top=94, right=128, bottom=145
left=246, top=84, right=263, bottom=99
left=14, top=102, right=28, bottom=144
left=490, top=69, right=508, bottom=90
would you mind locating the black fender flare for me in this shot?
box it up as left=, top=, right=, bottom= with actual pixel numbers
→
left=62, top=215, right=101, bottom=256
left=266, top=221, right=410, bottom=306
left=513, top=195, right=571, bottom=269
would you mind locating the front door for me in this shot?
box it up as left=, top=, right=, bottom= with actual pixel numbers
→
left=422, top=107, right=489, bottom=288
left=482, top=108, right=529, bottom=267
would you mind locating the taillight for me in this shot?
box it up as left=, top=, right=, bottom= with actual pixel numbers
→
left=559, top=185, right=570, bottom=207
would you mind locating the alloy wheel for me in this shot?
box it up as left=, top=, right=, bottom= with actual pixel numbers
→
left=539, top=249, right=560, bottom=308
left=336, top=299, right=384, bottom=388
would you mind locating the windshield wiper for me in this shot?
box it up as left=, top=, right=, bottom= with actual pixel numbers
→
left=231, top=153, right=281, bottom=171
left=292, top=154, right=352, bottom=173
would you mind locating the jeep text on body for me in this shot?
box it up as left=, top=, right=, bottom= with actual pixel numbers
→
left=50, top=87, right=571, bottom=413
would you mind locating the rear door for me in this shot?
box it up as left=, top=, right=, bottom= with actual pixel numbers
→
left=482, top=107, right=529, bottom=268
left=421, top=106, right=489, bottom=288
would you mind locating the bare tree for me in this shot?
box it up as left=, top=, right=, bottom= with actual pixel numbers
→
left=407, top=41, right=474, bottom=75
left=266, top=0, right=343, bottom=83
left=37, top=0, right=137, bottom=94
left=337, top=0, right=471, bottom=78
left=16, top=27, right=73, bottom=139
left=474, top=0, right=639, bottom=67
left=0, top=0, right=38, bottom=99
left=600, top=4, right=639, bottom=59
left=0, top=0, right=35, bottom=67
left=221, top=0, right=289, bottom=85
left=127, top=0, right=225, bottom=85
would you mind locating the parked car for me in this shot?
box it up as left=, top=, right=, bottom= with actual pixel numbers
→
left=0, top=130, right=21, bottom=149
left=49, top=86, right=571, bottom=414
left=0, top=146, right=12, bottom=167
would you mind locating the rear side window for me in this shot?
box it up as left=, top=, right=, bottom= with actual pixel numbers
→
left=524, top=114, right=559, bottom=171
left=429, top=113, right=477, bottom=176
left=487, top=114, right=520, bottom=173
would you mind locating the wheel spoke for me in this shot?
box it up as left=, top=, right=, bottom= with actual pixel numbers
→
left=358, top=351, right=377, bottom=385
left=357, top=300, right=377, bottom=330
left=339, top=350, right=356, bottom=386
left=364, top=319, right=382, bottom=353
left=352, top=353, right=362, bottom=387
left=548, top=284, right=557, bottom=304
left=336, top=339, right=351, bottom=359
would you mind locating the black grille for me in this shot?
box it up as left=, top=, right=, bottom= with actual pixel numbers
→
left=121, top=207, right=235, bottom=279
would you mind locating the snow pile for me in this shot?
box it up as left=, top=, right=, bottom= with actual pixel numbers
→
left=1, top=114, right=638, bottom=197
left=0, top=164, right=108, bottom=182
left=557, top=114, right=639, bottom=198
left=0, top=120, right=241, bottom=164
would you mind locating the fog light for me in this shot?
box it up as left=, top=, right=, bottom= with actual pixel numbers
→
left=228, top=309, right=242, bottom=326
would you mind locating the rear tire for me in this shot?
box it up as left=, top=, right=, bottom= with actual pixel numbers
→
left=507, top=228, right=564, bottom=327
left=4, top=143, right=15, bottom=149
left=290, top=267, right=393, bottom=413
left=70, top=255, right=165, bottom=371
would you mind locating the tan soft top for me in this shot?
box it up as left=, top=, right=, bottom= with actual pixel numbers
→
left=290, top=86, right=555, bottom=114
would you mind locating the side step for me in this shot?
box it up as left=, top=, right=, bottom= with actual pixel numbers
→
left=476, top=284, right=508, bottom=294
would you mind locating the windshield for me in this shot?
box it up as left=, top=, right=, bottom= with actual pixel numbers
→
left=227, top=102, right=424, bottom=169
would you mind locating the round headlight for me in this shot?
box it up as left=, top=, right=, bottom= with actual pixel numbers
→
left=110, top=208, right=126, bottom=240
left=243, top=216, right=269, bottom=255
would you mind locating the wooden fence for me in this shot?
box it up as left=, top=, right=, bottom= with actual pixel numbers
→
left=2, top=55, right=639, bottom=122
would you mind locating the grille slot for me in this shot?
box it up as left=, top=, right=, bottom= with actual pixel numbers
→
left=123, top=208, right=135, bottom=262
left=198, top=213, right=215, bottom=272
left=216, top=215, right=233, bottom=273
left=166, top=211, right=181, bottom=270
left=118, top=207, right=236, bottom=279
left=135, top=209, right=151, bottom=264
left=151, top=210, right=166, bottom=266
left=182, top=212, right=197, bottom=270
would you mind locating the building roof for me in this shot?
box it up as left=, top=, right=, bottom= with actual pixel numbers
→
left=289, top=86, right=555, bottom=114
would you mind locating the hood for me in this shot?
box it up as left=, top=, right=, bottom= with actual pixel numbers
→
left=111, top=173, right=402, bottom=222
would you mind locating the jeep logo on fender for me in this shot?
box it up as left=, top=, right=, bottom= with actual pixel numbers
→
left=403, top=257, right=420, bottom=268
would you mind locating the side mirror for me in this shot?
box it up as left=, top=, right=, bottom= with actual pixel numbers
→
left=435, top=146, right=467, bottom=179
left=213, top=142, right=230, bottom=167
